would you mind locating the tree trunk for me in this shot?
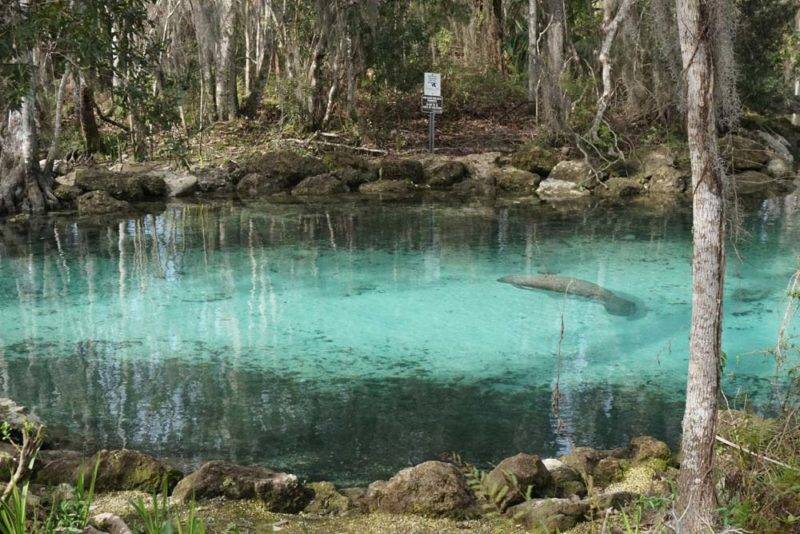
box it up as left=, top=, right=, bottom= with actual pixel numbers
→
left=215, top=0, right=238, bottom=121
left=78, top=77, right=102, bottom=154
left=527, top=0, right=539, bottom=103
left=241, top=47, right=273, bottom=118
left=0, top=45, right=55, bottom=215
left=675, top=0, right=724, bottom=530
left=541, top=0, right=566, bottom=132
left=44, top=68, right=70, bottom=177
left=189, top=0, right=218, bottom=122
left=590, top=0, right=637, bottom=140
left=491, top=0, right=504, bottom=72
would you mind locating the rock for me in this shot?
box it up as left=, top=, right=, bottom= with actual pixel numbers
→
left=90, top=512, right=133, bottom=534
left=292, top=173, right=348, bottom=196
left=196, top=167, right=234, bottom=193
left=598, top=177, right=644, bottom=198
left=492, top=168, right=542, bottom=195
left=542, top=459, right=586, bottom=498
left=547, top=160, right=595, bottom=186
left=594, top=490, right=637, bottom=510
left=371, top=461, right=476, bottom=518
left=172, top=461, right=311, bottom=513
left=378, top=158, right=425, bottom=183
left=593, top=457, right=624, bottom=487
left=647, top=165, right=689, bottom=194
left=341, top=487, right=369, bottom=512
left=507, top=498, right=589, bottom=533
left=485, top=454, right=553, bottom=509
left=604, top=460, right=670, bottom=496
left=733, top=170, right=793, bottom=196
left=627, top=436, right=671, bottom=463
left=31, top=449, right=83, bottom=486
left=767, top=158, right=792, bottom=178
left=510, top=144, right=560, bottom=175
left=537, top=179, right=589, bottom=201
left=139, top=175, right=167, bottom=197
left=721, top=135, right=771, bottom=171
left=54, top=184, right=82, bottom=204
left=236, top=151, right=327, bottom=196
left=427, top=161, right=469, bottom=189
left=452, top=178, right=496, bottom=198
left=73, top=169, right=145, bottom=201
left=332, top=167, right=376, bottom=191
left=559, top=447, right=624, bottom=477
left=83, top=449, right=182, bottom=493
left=77, top=191, right=130, bottom=216
left=0, top=399, right=43, bottom=434
left=756, top=130, right=794, bottom=163
left=359, top=180, right=415, bottom=196
left=304, top=481, right=352, bottom=515
left=163, top=173, right=198, bottom=197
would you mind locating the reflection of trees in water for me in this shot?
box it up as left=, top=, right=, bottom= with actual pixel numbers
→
left=0, top=340, right=682, bottom=485
left=0, top=201, right=795, bottom=484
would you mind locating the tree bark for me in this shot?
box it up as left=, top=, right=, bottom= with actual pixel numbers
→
left=215, top=0, right=238, bottom=121
left=541, top=0, right=566, bottom=132
left=44, top=68, right=70, bottom=177
left=675, top=0, right=725, bottom=531
left=527, top=0, right=539, bottom=103
left=78, top=77, right=102, bottom=154
left=189, top=0, right=219, bottom=122
left=590, top=0, right=637, bottom=140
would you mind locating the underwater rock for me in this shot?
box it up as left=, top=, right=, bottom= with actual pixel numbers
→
left=370, top=461, right=476, bottom=518
left=498, top=274, right=637, bottom=316
left=76, top=191, right=130, bottom=216
left=172, top=460, right=312, bottom=513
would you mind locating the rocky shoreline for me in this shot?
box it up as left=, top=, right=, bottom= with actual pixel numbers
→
left=15, top=127, right=796, bottom=223
left=0, top=398, right=680, bottom=533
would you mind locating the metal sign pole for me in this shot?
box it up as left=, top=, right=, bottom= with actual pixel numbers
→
left=428, top=112, right=435, bottom=153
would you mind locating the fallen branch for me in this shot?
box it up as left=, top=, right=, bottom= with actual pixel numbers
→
left=715, top=435, right=799, bottom=472
left=284, top=137, right=387, bottom=156
left=93, top=102, right=130, bottom=132
left=1, top=422, right=44, bottom=501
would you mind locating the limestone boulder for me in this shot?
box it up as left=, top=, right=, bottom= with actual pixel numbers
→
left=303, top=481, right=353, bottom=515
left=493, top=168, right=542, bottom=195
left=292, top=173, right=348, bottom=196
left=427, top=161, right=469, bottom=189
left=721, top=135, right=771, bottom=171
left=507, top=498, right=589, bottom=533
left=627, top=436, right=671, bottom=463
left=236, top=151, right=327, bottom=196
left=378, top=158, right=425, bottom=184
left=510, top=144, right=560, bottom=175
left=484, top=453, right=553, bottom=509
left=733, top=170, right=794, bottom=197
left=548, top=160, right=595, bottom=187
left=542, top=459, right=586, bottom=498
left=370, top=461, right=476, bottom=518
left=598, top=177, right=644, bottom=198
left=537, top=179, right=589, bottom=201
left=172, top=461, right=311, bottom=513
left=77, top=191, right=130, bottom=216
left=84, top=449, right=182, bottom=493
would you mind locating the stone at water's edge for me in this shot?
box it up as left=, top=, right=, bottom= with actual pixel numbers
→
left=492, top=167, right=542, bottom=195
left=235, top=151, right=327, bottom=196
left=427, top=161, right=469, bottom=189
left=77, top=191, right=131, bottom=216
left=598, top=176, right=644, bottom=198
left=510, top=143, right=561, bottom=176
left=627, top=435, right=672, bottom=463
left=359, top=179, right=415, bottom=196
left=733, top=170, right=794, bottom=197
left=304, top=481, right=353, bottom=515
left=542, top=459, right=586, bottom=498
left=536, top=178, right=589, bottom=201
left=87, top=449, right=183, bottom=493
left=485, top=453, right=553, bottom=509
left=547, top=160, right=596, bottom=187
left=292, top=173, right=348, bottom=196
left=378, top=158, right=425, bottom=184
left=172, top=460, right=312, bottom=513
left=369, top=461, right=476, bottom=518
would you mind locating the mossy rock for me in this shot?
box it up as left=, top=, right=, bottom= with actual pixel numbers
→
left=83, top=449, right=183, bottom=494
left=427, top=161, right=469, bottom=189
left=627, top=436, right=671, bottom=464
left=237, top=151, right=327, bottom=196
left=510, top=144, right=560, bottom=175
left=378, top=158, right=425, bottom=183
left=304, top=481, right=353, bottom=515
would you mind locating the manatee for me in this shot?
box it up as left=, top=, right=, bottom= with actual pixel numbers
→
left=498, top=274, right=637, bottom=317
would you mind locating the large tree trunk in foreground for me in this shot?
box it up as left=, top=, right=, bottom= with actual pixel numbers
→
left=0, top=49, right=55, bottom=216
left=675, top=0, right=725, bottom=531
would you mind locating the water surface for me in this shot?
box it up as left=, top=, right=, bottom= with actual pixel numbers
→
left=1, top=197, right=798, bottom=484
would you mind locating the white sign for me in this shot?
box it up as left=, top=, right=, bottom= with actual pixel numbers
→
left=421, top=96, right=443, bottom=114
left=424, top=72, right=441, bottom=97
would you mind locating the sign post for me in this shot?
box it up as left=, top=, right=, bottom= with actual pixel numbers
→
left=422, top=73, right=443, bottom=153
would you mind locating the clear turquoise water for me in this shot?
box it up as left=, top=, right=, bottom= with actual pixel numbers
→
left=0, top=197, right=798, bottom=484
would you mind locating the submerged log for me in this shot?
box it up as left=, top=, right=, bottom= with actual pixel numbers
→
left=498, top=274, right=637, bottom=316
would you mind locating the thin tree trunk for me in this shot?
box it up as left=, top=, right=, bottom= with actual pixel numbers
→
left=189, top=0, right=218, bottom=122
left=241, top=47, right=273, bottom=118
left=675, top=0, right=724, bottom=530
left=44, top=68, right=70, bottom=177
left=215, top=0, right=238, bottom=121
left=78, top=77, right=102, bottom=154
left=590, top=0, right=637, bottom=140
left=541, top=0, right=566, bottom=132
left=527, top=0, right=539, bottom=103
